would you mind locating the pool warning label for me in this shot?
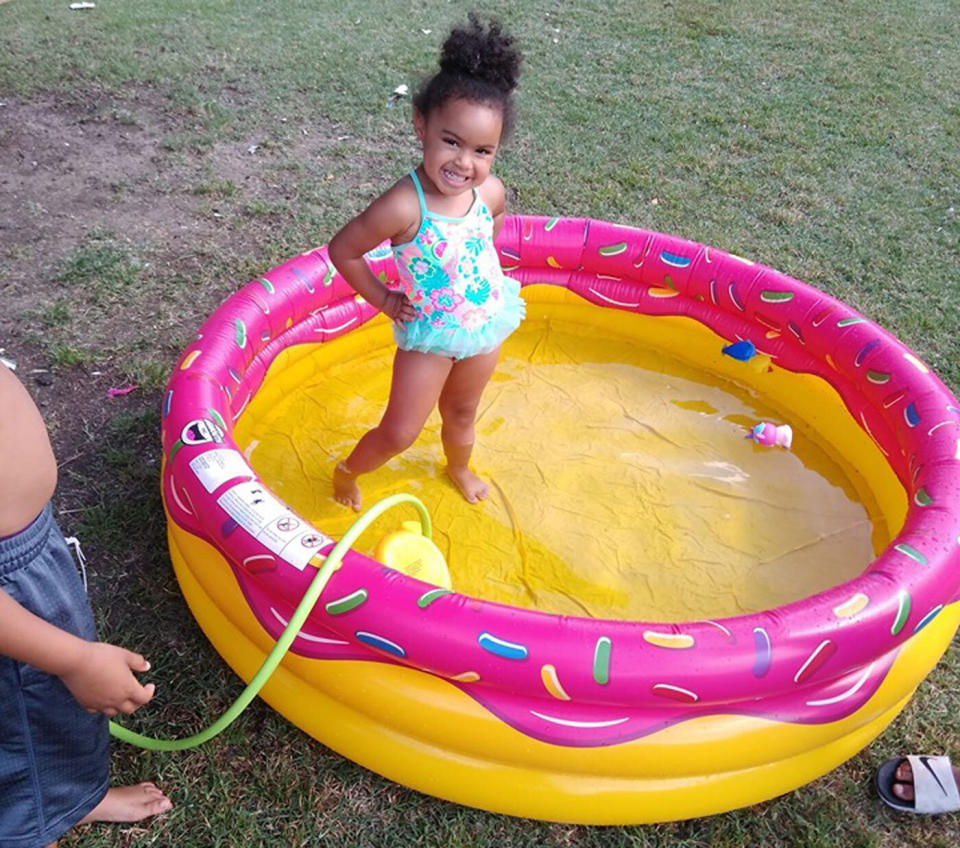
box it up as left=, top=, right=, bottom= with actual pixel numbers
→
left=217, top=481, right=332, bottom=570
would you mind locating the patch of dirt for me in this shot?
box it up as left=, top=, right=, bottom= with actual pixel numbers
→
left=0, top=88, right=317, bottom=553
left=0, top=88, right=292, bottom=433
left=4, top=95, right=193, bottom=304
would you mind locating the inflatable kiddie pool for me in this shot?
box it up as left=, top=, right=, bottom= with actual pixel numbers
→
left=161, top=215, right=960, bottom=824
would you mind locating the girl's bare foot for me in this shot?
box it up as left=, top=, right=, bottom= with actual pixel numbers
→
left=333, top=462, right=362, bottom=511
left=80, top=782, right=172, bottom=823
left=447, top=465, right=489, bottom=503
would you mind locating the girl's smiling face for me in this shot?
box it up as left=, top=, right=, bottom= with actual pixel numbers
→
left=414, top=97, right=503, bottom=199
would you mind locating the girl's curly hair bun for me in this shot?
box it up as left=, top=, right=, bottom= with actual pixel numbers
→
left=438, top=13, right=521, bottom=94
left=413, top=14, right=523, bottom=139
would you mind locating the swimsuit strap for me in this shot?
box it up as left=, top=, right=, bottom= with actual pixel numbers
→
left=409, top=170, right=428, bottom=218
left=409, top=169, right=480, bottom=220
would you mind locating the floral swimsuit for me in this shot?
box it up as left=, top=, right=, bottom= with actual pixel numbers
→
left=389, top=170, right=525, bottom=360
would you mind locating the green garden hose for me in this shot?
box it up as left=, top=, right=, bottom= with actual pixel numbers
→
left=109, top=493, right=431, bottom=751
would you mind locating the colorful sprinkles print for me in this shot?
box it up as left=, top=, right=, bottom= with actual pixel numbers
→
left=593, top=636, right=612, bottom=685
left=417, top=588, right=453, bottom=608
left=833, top=593, right=869, bottom=619
left=643, top=631, right=695, bottom=649
left=541, top=664, right=571, bottom=701
left=478, top=632, right=529, bottom=661
left=760, top=290, right=794, bottom=304
left=794, top=640, right=836, bottom=685
left=324, top=588, right=368, bottom=616
left=854, top=340, right=880, bottom=367
left=891, top=591, right=912, bottom=636
left=651, top=683, right=699, bottom=703
left=598, top=242, right=628, bottom=257
left=660, top=250, right=691, bottom=268
left=355, top=630, right=405, bottom=657
left=894, top=543, right=928, bottom=565
left=728, top=282, right=745, bottom=311
left=179, top=349, right=201, bottom=370
left=703, top=620, right=736, bottom=643
left=912, top=605, right=943, bottom=634
left=752, top=627, right=772, bottom=677
left=234, top=319, right=247, bottom=349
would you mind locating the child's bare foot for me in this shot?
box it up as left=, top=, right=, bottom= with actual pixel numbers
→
left=333, top=462, right=362, bottom=511
left=447, top=465, right=489, bottom=503
left=79, top=782, right=172, bottom=823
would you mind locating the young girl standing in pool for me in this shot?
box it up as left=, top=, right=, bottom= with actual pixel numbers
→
left=329, top=15, right=524, bottom=511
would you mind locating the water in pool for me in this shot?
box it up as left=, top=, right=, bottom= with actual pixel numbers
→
left=237, top=302, right=892, bottom=622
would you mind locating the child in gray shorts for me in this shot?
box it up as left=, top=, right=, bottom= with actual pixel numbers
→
left=0, top=365, right=170, bottom=847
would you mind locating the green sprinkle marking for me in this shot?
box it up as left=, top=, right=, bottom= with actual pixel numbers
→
left=323, top=264, right=335, bottom=286
left=593, top=636, right=612, bottom=685
left=894, top=543, right=928, bottom=565
left=891, top=590, right=911, bottom=636
left=545, top=217, right=559, bottom=231
left=837, top=317, right=867, bottom=328
left=598, top=242, right=627, bottom=256
left=258, top=277, right=275, bottom=294
left=168, top=439, right=185, bottom=464
left=760, top=290, right=794, bottom=303
left=234, top=318, right=247, bottom=349
left=663, top=274, right=676, bottom=291
left=866, top=370, right=891, bottom=384
left=324, top=588, right=368, bottom=616
left=417, top=588, right=453, bottom=609
left=207, top=408, right=227, bottom=432
left=914, top=487, right=933, bottom=507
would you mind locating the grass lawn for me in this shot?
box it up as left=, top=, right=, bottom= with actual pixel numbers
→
left=1, top=0, right=958, bottom=845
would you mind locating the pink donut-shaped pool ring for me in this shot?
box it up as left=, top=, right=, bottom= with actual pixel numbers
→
left=162, top=215, right=960, bottom=823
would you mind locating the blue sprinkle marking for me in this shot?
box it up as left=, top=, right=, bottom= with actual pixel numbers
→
left=904, top=403, right=921, bottom=427
left=355, top=631, right=406, bottom=657
left=221, top=518, right=239, bottom=536
left=478, top=632, right=529, bottom=661
left=660, top=250, right=692, bottom=268
left=163, top=389, right=173, bottom=418
left=912, top=605, right=943, bottom=634
left=722, top=339, right=757, bottom=362
left=854, top=339, right=880, bottom=367
left=291, top=266, right=315, bottom=295
left=752, top=627, right=772, bottom=677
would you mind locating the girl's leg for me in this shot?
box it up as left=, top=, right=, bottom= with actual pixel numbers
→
left=334, top=349, right=453, bottom=510
left=437, top=346, right=502, bottom=503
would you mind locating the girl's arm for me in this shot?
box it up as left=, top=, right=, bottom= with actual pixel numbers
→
left=0, top=587, right=155, bottom=716
left=328, top=186, right=418, bottom=323
left=482, top=175, right=507, bottom=240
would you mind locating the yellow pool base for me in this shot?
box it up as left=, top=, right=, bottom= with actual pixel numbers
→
left=170, top=521, right=959, bottom=823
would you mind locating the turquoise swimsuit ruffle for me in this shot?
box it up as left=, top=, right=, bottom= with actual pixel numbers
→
left=393, top=274, right=524, bottom=359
